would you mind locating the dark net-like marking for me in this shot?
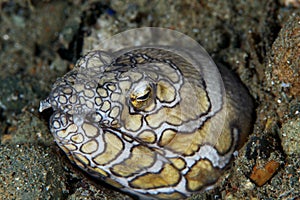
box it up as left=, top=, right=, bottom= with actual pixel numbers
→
left=39, top=28, right=254, bottom=200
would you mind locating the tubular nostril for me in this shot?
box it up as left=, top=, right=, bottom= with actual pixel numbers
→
left=39, top=97, right=51, bottom=112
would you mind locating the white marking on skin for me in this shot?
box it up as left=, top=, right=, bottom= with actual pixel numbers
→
left=73, top=114, right=85, bottom=126
left=40, top=28, right=254, bottom=199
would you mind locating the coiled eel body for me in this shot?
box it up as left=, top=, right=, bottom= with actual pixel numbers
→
left=40, top=28, right=254, bottom=199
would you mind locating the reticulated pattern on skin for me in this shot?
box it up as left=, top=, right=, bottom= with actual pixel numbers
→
left=48, top=48, right=233, bottom=197
left=39, top=28, right=254, bottom=200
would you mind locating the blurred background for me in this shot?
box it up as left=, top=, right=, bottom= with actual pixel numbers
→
left=0, top=0, right=299, bottom=199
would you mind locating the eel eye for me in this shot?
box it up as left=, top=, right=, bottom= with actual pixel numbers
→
left=136, top=89, right=151, bottom=101
left=130, top=83, right=153, bottom=110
